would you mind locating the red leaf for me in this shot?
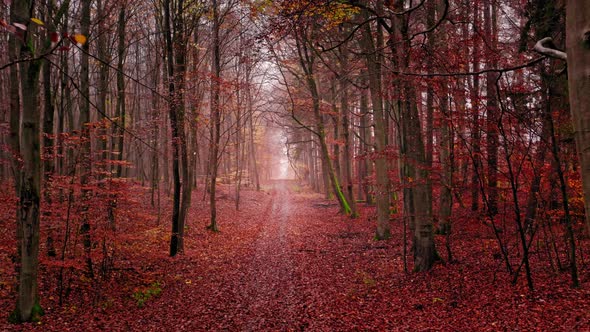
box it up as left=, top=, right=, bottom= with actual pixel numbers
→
left=50, top=32, right=59, bottom=43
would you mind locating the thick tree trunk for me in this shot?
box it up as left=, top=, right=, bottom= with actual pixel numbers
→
left=404, top=91, right=437, bottom=271
left=566, top=1, right=590, bottom=232
left=164, top=0, right=184, bottom=254
left=13, top=0, right=43, bottom=322
left=392, top=0, right=437, bottom=270
left=339, top=41, right=357, bottom=217
left=360, top=7, right=390, bottom=239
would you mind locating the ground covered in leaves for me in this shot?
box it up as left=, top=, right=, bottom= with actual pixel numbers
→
left=1, top=180, right=590, bottom=331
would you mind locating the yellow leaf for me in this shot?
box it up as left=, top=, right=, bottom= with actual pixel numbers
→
left=72, top=34, right=87, bottom=45
left=31, top=18, right=44, bottom=26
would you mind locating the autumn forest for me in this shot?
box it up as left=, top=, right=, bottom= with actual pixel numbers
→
left=1, top=0, right=590, bottom=330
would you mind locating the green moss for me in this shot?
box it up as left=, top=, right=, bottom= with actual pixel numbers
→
left=7, top=302, right=44, bottom=324
left=133, top=282, right=162, bottom=307
left=31, top=303, right=44, bottom=322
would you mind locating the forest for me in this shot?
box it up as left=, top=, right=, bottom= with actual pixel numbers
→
left=1, top=0, right=590, bottom=330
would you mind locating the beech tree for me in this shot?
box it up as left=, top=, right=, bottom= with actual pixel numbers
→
left=11, top=0, right=43, bottom=322
left=565, top=1, right=590, bottom=234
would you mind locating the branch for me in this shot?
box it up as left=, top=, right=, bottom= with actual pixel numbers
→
left=0, top=39, right=64, bottom=71
left=533, top=37, right=567, bottom=61
left=384, top=56, right=547, bottom=77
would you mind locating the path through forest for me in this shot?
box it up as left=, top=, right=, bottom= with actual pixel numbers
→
left=5, top=180, right=590, bottom=331
left=145, top=180, right=320, bottom=331
left=240, top=180, right=300, bottom=330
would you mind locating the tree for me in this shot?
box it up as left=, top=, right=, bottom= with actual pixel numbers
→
left=565, top=1, right=590, bottom=234
left=11, top=0, right=44, bottom=322
left=208, top=0, right=222, bottom=232
left=359, top=3, right=391, bottom=239
left=164, top=0, right=191, bottom=255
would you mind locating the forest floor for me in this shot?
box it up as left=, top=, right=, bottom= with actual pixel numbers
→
left=2, top=180, right=590, bottom=331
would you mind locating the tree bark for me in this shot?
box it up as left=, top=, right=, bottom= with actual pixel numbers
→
left=174, top=0, right=190, bottom=252
left=471, top=0, right=482, bottom=212
left=164, top=0, right=184, bottom=254
left=208, top=0, right=222, bottom=232
left=360, top=6, right=390, bottom=239
left=484, top=0, right=499, bottom=216
left=79, top=0, right=94, bottom=279
left=13, top=0, right=43, bottom=322
left=566, top=0, right=590, bottom=233
left=391, top=0, right=437, bottom=270
left=339, top=38, right=357, bottom=217
left=113, top=5, right=126, bottom=177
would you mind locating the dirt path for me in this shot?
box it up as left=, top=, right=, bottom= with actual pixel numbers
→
left=144, top=180, right=315, bottom=331
left=240, top=180, right=301, bottom=330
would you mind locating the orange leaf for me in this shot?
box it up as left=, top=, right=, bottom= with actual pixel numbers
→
left=72, top=34, right=87, bottom=45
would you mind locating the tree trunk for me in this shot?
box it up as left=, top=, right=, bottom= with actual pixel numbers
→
left=97, top=0, right=109, bottom=163
left=339, top=39, right=357, bottom=217
left=359, top=82, right=373, bottom=205
left=13, top=0, right=43, bottom=322
left=164, top=0, right=184, bottom=254
left=208, top=0, right=222, bottom=232
left=174, top=0, right=190, bottom=252
left=484, top=0, right=499, bottom=216
left=113, top=6, right=126, bottom=177
left=79, top=0, right=94, bottom=279
left=248, top=82, right=260, bottom=191
left=566, top=0, right=590, bottom=233
left=308, top=75, right=351, bottom=215
left=471, top=0, right=482, bottom=212
left=439, top=94, right=453, bottom=236
left=392, top=0, right=437, bottom=270
left=360, top=7, right=390, bottom=239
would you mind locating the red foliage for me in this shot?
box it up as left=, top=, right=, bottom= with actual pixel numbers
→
left=1, top=181, right=588, bottom=331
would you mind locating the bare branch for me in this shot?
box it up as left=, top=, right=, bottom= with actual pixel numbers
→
left=534, top=37, right=567, bottom=61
